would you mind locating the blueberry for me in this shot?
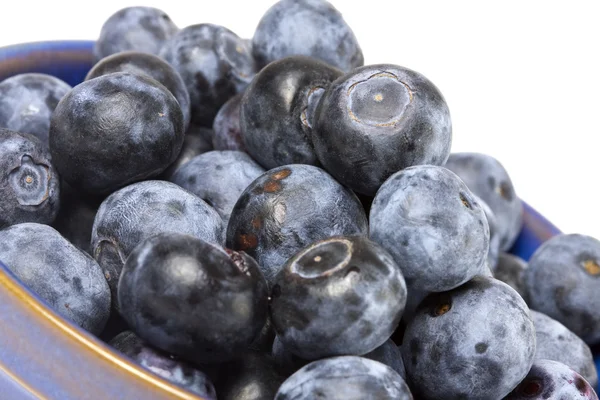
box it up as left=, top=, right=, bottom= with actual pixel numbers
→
left=214, top=351, right=286, bottom=400
left=118, top=233, right=268, bottom=364
left=275, top=356, right=412, bottom=400
left=212, top=93, right=245, bottom=152
left=226, top=164, right=368, bottom=284
left=170, top=151, right=265, bottom=226
left=49, top=72, right=184, bottom=195
left=252, top=0, right=363, bottom=72
left=271, top=335, right=310, bottom=376
left=401, top=276, right=536, bottom=399
left=249, top=316, right=276, bottom=353
left=505, top=359, right=598, bottom=400
left=363, top=339, right=406, bottom=380
left=525, top=234, right=600, bottom=344
left=444, top=152, right=523, bottom=251
left=91, top=180, right=224, bottom=309
left=160, top=24, right=256, bottom=127
left=240, top=56, right=342, bottom=169
left=94, top=7, right=178, bottom=61
left=0, top=73, right=71, bottom=147
left=110, top=331, right=217, bottom=399
left=160, top=125, right=214, bottom=179
left=0, top=223, right=110, bottom=335
left=0, top=129, right=60, bottom=229
left=475, top=194, right=501, bottom=268
left=312, top=65, right=452, bottom=196
left=531, top=310, right=598, bottom=387
left=51, top=180, right=100, bottom=254
left=370, top=165, right=489, bottom=293
left=270, top=235, right=407, bottom=360
left=494, top=253, right=529, bottom=303
left=85, top=51, right=191, bottom=130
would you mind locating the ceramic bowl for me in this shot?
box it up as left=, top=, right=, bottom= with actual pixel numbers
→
left=0, top=40, right=592, bottom=399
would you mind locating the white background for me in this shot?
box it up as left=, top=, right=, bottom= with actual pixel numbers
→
left=0, top=1, right=598, bottom=239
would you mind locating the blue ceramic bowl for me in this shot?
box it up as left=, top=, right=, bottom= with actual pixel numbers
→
left=0, top=41, right=595, bottom=399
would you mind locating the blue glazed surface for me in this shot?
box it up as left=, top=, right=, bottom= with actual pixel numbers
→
left=0, top=40, right=596, bottom=396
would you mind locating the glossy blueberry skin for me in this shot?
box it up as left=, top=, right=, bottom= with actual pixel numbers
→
left=49, top=72, right=184, bottom=195
left=505, top=359, right=598, bottom=400
left=94, top=7, right=178, bottom=61
left=444, top=152, right=523, bottom=251
left=91, top=180, right=224, bottom=309
left=531, top=310, right=598, bottom=387
left=226, top=164, right=368, bottom=284
left=118, top=233, right=269, bottom=364
left=215, top=351, right=286, bottom=400
left=110, top=331, right=217, bottom=399
left=252, top=0, right=363, bottom=72
left=524, top=234, right=600, bottom=345
left=313, top=64, right=452, bottom=196
left=494, top=253, right=529, bottom=303
left=0, top=129, right=60, bottom=229
left=212, top=93, right=245, bottom=151
left=160, top=24, right=256, bottom=127
left=0, top=73, right=71, bottom=147
left=270, top=235, right=407, bottom=360
left=85, top=51, right=191, bottom=130
left=51, top=180, right=99, bottom=254
left=160, top=125, right=214, bottom=179
left=240, top=56, right=342, bottom=169
left=171, top=151, right=265, bottom=226
left=401, top=276, right=536, bottom=400
left=0, top=223, right=110, bottom=335
left=370, top=166, right=489, bottom=293
left=275, top=356, right=412, bottom=400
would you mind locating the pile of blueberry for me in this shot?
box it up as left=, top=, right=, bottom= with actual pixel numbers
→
left=1, top=1, right=599, bottom=399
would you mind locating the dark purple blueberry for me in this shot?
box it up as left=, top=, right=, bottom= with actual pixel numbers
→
left=475, top=194, right=501, bottom=268
left=91, top=180, right=224, bottom=310
left=249, top=316, right=276, bottom=353
left=160, top=24, right=256, bottom=127
left=370, top=166, right=489, bottom=292
left=275, top=356, right=412, bottom=400
left=271, top=336, right=310, bottom=376
left=49, top=72, right=184, bottom=195
left=494, top=253, right=529, bottom=303
left=118, top=233, right=268, bottom=364
left=252, top=0, right=363, bottom=72
left=226, top=164, right=368, bottom=284
left=212, top=93, right=245, bottom=151
left=270, top=235, right=406, bottom=360
left=531, top=310, right=597, bottom=386
left=85, top=51, right=191, bottom=130
left=0, top=73, right=71, bottom=147
left=0, top=223, right=110, bottom=334
left=240, top=56, right=342, bottom=169
left=51, top=180, right=100, bottom=254
left=94, top=7, right=178, bottom=61
left=444, top=152, right=523, bottom=251
left=215, top=351, right=286, bottom=400
left=0, top=129, right=60, bottom=229
left=364, top=339, right=406, bottom=380
left=170, top=151, right=265, bottom=226
left=272, top=334, right=406, bottom=379
left=160, top=125, right=214, bottom=179
left=110, top=331, right=217, bottom=399
left=505, top=359, right=598, bottom=400
left=312, top=64, right=452, bottom=196
left=401, top=276, right=536, bottom=399
left=525, top=234, right=600, bottom=345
